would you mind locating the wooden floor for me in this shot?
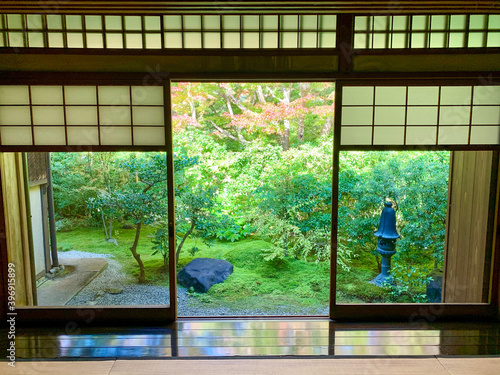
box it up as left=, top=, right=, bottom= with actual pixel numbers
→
left=3, top=358, right=500, bottom=375
left=1, top=319, right=499, bottom=360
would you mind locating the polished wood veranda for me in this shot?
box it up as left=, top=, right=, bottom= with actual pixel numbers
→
left=1, top=319, right=499, bottom=360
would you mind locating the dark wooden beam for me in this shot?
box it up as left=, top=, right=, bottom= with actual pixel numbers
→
left=1, top=1, right=499, bottom=15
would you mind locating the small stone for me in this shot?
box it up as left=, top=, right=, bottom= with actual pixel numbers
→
left=88, top=301, right=97, bottom=306
left=104, top=288, right=123, bottom=294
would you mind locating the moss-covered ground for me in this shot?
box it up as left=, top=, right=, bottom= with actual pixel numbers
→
left=57, top=226, right=394, bottom=313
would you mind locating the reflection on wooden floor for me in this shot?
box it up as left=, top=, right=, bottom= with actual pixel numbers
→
left=1, top=319, right=499, bottom=359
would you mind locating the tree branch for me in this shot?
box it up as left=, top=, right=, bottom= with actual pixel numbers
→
left=210, top=120, right=250, bottom=144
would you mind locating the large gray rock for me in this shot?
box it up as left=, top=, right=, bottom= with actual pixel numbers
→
left=178, top=258, right=233, bottom=293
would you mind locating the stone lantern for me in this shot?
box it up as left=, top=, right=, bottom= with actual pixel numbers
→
left=372, top=201, right=400, bottom=286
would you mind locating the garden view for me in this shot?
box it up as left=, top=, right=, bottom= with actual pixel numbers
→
left=50, top=82, right=450, bottom=315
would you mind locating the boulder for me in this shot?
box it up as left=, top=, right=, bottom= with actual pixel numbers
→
left=178, top=258, right=233, bottom=293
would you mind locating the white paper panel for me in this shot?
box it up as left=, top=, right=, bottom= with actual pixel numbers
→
left=223, top=32, right=240, bottom=48
left=470, top=126, right=500, bottom=144
left=411, top=33, right=426, bottom=48
left=222, top=15, right=240, bottom=30
left=204, top=15, right=221, bottom=30
left=67, top=33, right=84, bottom=48
left=471, top=106, right=500, bottom=125
left=164, top=32, right=182, bottom=48
left=439, top=106, right=471, bottom=125
left=375, top=87, right=406, bottom=105
left=407, top=106, right=438, bottom=125
left=449, top=32, right=466, bottom=48
left=145, top=16, right=161, bottom=31
left=99, top=106, right=131, bottom=125
left=132, top=86, right=163, bottom=106
left=184, top=15, right=202, bottom=30
left=100, top=126, right=133, bottom=145
left=373, top=33, right=388, bottom=49
left=406, top=126, right=437, bottom=145
left=429, top=33, right=446, bottom=48
left=28, top=32, right=44, bottom=47
left=392, top=33, right=407, bottom=48
left=373, top=126, right=404, bottom=145
left=126, top=33, right=142, bottom=48
left=184, top=32, right=202, bottom=48
left=98, top=86, right=130, bottom=105
left=48, top=33, right=64, bottom=47
left=66, top=15, right=83, bottom=30
left=203, top=32, right=221, bottom=48
left=440, top=86, right=472, bottom=105
left=65, top=86, right=97, bottom=105
left=46, top=15, right=63, bottom=30
left=87, top=33, right=104, bottom=48
left=31, top=86, right=63, bottom=105
left=487, top=31, right=500, bottom=48
left=300, top=15, right=318, bottom=30
left=8, top=32, right=24, bottom=47
left=242, top=32, right=259, bottom=48
left=132, top=107, right=164, bottom=126
left=354, top=33, right=368, bottom=49
left=438, top=126, right=469, bottom=145
left=343, top=87, right=374, bottom=106
left=66, top=106, right=98, bottom=125
left=0, top=106, right=31, bottom=125
left=318, top=32, right=335, bottom=48
left=281, top=32, right=298, bottom=48
left=374, top=106, right=405, bottom=126
left=145, top=34, right=162, bottom=49
left=340, top=126, right=372, bottom=145
left=0, top=126, right=32, bottom=145
left=262, top=32, right=278, bottom=48
left=262, top=15, right=278, bottom=31
left=106, top=34, right=123, bottom=49
left=0, top=86, right=30, bottom=105
left=281, top=15, right=298, bottom=30
left=67, top=126, right=99, bottom=145
left=300, top=32, right=317, bottom=47
left=164, top=15, right=182, bottom=30
left=85, top=15, right=102, bottom=30
left=407, top=86, right=439, bottom=105
left=473, top=85, right=500, bottom=105
left=124, top=16, right=141, bottom=31
left=32, top=106, right=64, bottom=125
left=105, top=16, right=122, bottom=30
left=133, top=127, right=166, bottom=145
left=341, top=107, right=373, bottom=126
left=34, top=126, right=66, bottom=145
left=320, top=15, right=336, bottom=30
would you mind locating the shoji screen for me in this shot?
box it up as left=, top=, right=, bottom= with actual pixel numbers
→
left=0, top=85, right=165, bottom=147
left=340, top=84, right=500, bottom=147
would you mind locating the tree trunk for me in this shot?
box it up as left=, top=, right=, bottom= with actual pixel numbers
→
left=256, top=85, right=266, bottom=103
left=130, top=222, right=146, bottom=283
left=282, top=86, right=291, bottom=151
left=176, top=220, right=196, bottom=263
left=281, top=124, right=290, bottom=151
left=297, top=82, right=309, bottom=143
left=297, top=118, right=305, bottom=143
left=321, top=117, right=333, bottom=136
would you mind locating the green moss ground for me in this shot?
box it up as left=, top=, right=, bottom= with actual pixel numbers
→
left=57, top=226, right=396, bottom=312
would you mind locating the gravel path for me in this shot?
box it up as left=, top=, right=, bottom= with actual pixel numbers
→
left=62, top=250, right=328, bottom=316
